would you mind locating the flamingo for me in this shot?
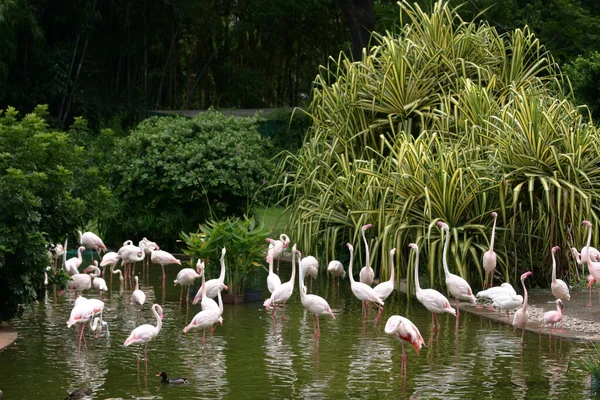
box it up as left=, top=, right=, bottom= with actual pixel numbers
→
left=327, top=260, right=345, bottom=293
left=347, top=243, right=384, bottom=324
left=174, top=260, right=202, bottom=305
left=131, top=276, right=146, bottom=311
left=476, top=282, right=516, bottom=310
left=67, top=266, right=93, bottom=296
left=192, top=248, right=228, bottom=305
left=410, top=243, right=456, bottom=331
left=266, top=257, right=282, bottom=294
left=75, top=297, right=109, bottom=339
left=140, top=237, right=159, bottom=270
left=100, top=251, right=120, bottom=276
left=264, top=244, right=297, bottom=321
left=438, top=221, right=476, bottom=317
left=79, top=230, right=107, bottom=260
left=300, top=255, right=318, bottom=293
left=550, top=246, right=570, bottom=301
left=183, top=281, right=223, bottom=343
left=482, top=212, right=498, bottom=288
left=118, top=242, right=144, bottom=283
left=373, top=248, right=396, bottom=302
left=359, top=224, right=374, bottom=286
left=64, top=245, right=86, bottom=276
left=492, top=292, right=523, bottom=319
left=538, top=299, right=564, bottom=338
left=151, top=249, right=181, bottom=281
left=384, top=315, right=425, bottom=375
left=124, top=303, right=163, bottom=363
left=50, top=242, right=65, bottom=272
left=66, top=301, right=95, bottom=352
left=298, top=250, right=335, bottom=338
left=512, top=271, right=532, bottom=343
left=85, top=261, right=107, bottom=298
left=583, top=220, right=600, bottom=306
left=266, top=233, right=290, bottom=275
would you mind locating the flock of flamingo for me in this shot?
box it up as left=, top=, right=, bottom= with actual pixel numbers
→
left=47, top=215, right=600, bottom=375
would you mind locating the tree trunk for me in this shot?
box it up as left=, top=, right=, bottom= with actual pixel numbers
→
left=337, top=0, right=374, bottom=61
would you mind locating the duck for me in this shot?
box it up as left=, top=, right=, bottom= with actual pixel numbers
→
left=64, top=387, right=92, bottom=399
left=157, top=371, right=188, bottom=384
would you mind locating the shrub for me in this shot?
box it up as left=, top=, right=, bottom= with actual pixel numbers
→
left=103, top=110, right=271, bottom=250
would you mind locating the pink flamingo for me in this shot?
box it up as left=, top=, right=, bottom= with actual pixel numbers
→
left=512, top=271, right=532, bottom=343
left=85, top=261, right=107, bottom=298
left=411, top=243, right=456, bottom=330
left=64, top=245, right=86, bottom=276
left=150, top=249, right=181, bottom=281
left=79, top=230, right=107, bottom=260
left=384, top=315, right=425, bottom=375
left=196, top=263, right=220, bottom=312
left=583, top=220, right=600, bottom=306
left=67, top=266, right=93, bottom=296
left=100, top=251, right=120, bottom=287
left=124, top=303, right=163, bottom=363
left=482, top=212, right=498, bottom=288
left=327, top=260, right=345, bottom=294
left=131, top=276, right=146, bottom=314
left=300, top=255, right=318, bottom=293
left=347, top=243, right=384, bottom=324
left=66, top=301, right=95, bottom=352
left=538, top=299, right=564, bottom=338
left=373, top=248, right=396, bottom=302
left=264, top=244, right=297, bottom=321
left=299, top=251, right=335, bottom=338
left=192, top=248, right=228, bottom=304
left=438, top=222, right=476, bottom=317
left=550, top=246, right=570, bottom=301
left=266, top=256, right=282, bottom=294
left=174, top=260, right=202, bottom=305
left=266, top=233, right=290, bottom=275
left=359, top=224, right=374, bottom=285
left=118, top=241, right=144, bottom=283
left=183, top=281, right=223, bottom=343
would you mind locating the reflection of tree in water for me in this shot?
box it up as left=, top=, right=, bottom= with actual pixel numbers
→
left=264, top=317, right=297, bottom=397
left=182, top=335, right=229, bottom=399
left=345, top=333, right=394, bottom=397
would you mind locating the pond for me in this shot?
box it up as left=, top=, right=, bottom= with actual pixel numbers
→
left=0, top=260, right=596, bottom=399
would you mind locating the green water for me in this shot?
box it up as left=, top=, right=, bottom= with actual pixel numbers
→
left=0, top=262, right=596, bottom=399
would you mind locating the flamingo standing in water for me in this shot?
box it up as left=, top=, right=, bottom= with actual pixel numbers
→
left=373, top=248, right=397, bottom=303
left=64, top=245, right=86, bottom=276
left=192, top=248, right=228, bottom=305
left=131, top=276, right=146, bottom=314
left=550, top=246, right=570, bottom=301
left=298, top=251, right=335, bottom=338
left=151, top=249, right=181, bottom=281
left=300, top=255, right=318, bottom=293
left=183, top=279, right=223, bottom=343
left=359, top=224, right=374, bottom=286
left=66, top=301, right=95, bottom=352
left=79, top=230, right=107, bottom=261
left=85, top=261, right=107, bottom=298
left=174, top=260, right=202, bottom=305
left=482, top=212, right=498, bottom=288
left=538, top=299, right=564, bottom=338
left=347, top=243, right=384, bottom=324
left=264, top=244, right=297, bottom=321
left=118, top=242, right=144, bottom=284
left=410, top=243, right=456, bottom=331
left=266, top=257, right=282, bottom=294
left=266, top=233, right=290, bottom=275
left=512, top=271, right=532, bottom=343
left=327, top=260, right=345, bottom=294
left=124, top=303, right=163, bottom=363
left=582, top=220, right=600, bottom=307
left=438, top=222, right=476, bottom=317
left=67, top=265, right=93, bottom=296
left=384, top=315, right=425, bottom=375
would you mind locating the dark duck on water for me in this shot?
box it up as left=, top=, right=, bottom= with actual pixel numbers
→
left=157, top=371, right=188, bottom=384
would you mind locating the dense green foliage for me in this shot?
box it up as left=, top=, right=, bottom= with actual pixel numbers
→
left=278, top=1, right=600, bottom=292
left=103, top=111, right=271, bottom=250
left=181, top=216, right=270, bottom=294
left=0, top=105, right=108, bottom=322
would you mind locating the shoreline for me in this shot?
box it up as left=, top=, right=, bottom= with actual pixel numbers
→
left=0, top=323, right=17, bottom=351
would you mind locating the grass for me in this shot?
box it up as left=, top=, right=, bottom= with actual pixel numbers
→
left=253, top=206, right=290, bottom=236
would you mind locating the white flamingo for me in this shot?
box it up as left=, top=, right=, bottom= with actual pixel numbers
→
left=438, top=221, right=476, bottom=317
left=583, top=220, right=600, bottom=307
left=151, top=249, right=181, bottom=281
left=264, top=244, right=297, bottom=321
left=482, top=212, right=498, bottom=288
left=79, top=230, right=107, bottom=260
left=298, top=251, right=335, bottom=338
left=86, top=261, right=107, bottom=298
left=118, top=242, right=144, bottom=283
left=131, top=276, right=146, bottom=312
left=550, top=246, right=570, bottom=301
left=192, top=248, right=228, bottom=304
left=183, top=282, right=223, bottom=343
left=373, top=248, right=396, bottom=302
left=359, top=224, right=374, bottom=286
left=492, top=292, right=523, bottom=319
left=124, top=303, right=163, bottom=363
left=300, top=255, right=318, bottom=293
left=476, top=282, right=516, bottom=310
left=66, top=300, right=95, bottom=352
left=512, top=271, right=532, bottom=343
left=174, top=259, right=202, bottom=305
left=410, top=243, right=456, bottom=331
left=64, top=245, right=86, bottom=276
left=67, top=266, right=93, bottom=296
left=266, top=233, right=290, bottom=275
left=384, top=315, right=425, bottom=375
left=266, top=257, right=282, bottom=294
left=347, top=243, right=384, bottom=324
left=327, top=260, right=345, bottom=293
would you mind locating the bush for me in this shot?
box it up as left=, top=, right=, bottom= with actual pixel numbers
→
left=103, top=110, right=272, bottom=250
left=0, top=105, right=105, bottom=322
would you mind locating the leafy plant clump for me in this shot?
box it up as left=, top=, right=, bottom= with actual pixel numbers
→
left=104, top=110, right=272, bottom=250
left=181, top=216, right=270, bottom=295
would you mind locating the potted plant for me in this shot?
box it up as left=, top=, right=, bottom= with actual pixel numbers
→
left=181, top=215, right=269, bottom=303
left=570, top=341, right=600, bottom=393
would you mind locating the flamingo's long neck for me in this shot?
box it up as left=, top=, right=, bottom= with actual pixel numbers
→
left=521, top=276, right=528, bottom=310
left=217, top=285, right=223, bottom=316
left=219, top=253, right=226, bottom=282
left=62, top=238, right=68, bottom=270
left=490, top=215, right=497, bottom=251
left=89, top=265, right=101, bottom=278
left=551, top=251, right=557, bottom=283
left=389, top=251, right=395, bottom=285
left=441, top=227, right=451, bottom=277
left=585, top=223, right=593, bottom=264
left=78, top=247, right=83, bottom=261
left=201, top=270, right=207, bottom=299
left=153, top=305, right=162, bottom=333
left=135, top=277, right=139, bottom=291
left=556, top=302, right=562, bottom=318
left=413, top=248, right=421, bottom=292
left=268, top=259, right=274, bottom=274
left=298, top=252, right=306, bottom=301
left=289, top=246, right=296, bottom=284
left=348, top=246, right=355, bottom=285
left=362, top=227, right=371, bottom=270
